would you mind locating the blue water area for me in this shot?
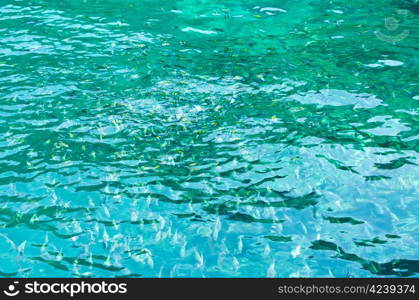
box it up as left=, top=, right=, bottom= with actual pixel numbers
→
left=0, top=0, right=418, bottom=277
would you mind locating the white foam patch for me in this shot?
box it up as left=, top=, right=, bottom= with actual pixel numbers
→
left=378, top=60, right=404, bottom=67
left=288, top=89, right=384, bottom=108
left=260, top=7, right=287, bottom=13
left=182, top=27, right=217, bottom=35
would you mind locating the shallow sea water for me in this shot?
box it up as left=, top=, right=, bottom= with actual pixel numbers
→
left=0, top=0, right=418, bottom=277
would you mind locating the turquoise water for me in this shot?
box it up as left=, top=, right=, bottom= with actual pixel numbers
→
left=0, top=0, right=418, bottom=278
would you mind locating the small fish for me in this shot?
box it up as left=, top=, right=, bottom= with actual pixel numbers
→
left=263, top=244, right=271, bottom=257
left=237, top=235, right=243, bottom=254
left=291, top=245, right=301, bottom=258
left=232, top=257, right=240, bottom=271
left=194, top=248, right=204, bottom=268
left=267, top=261, right=276, bottom=278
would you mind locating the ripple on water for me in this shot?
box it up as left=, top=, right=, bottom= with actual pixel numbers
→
left=0, top=0, right=418, bottom=278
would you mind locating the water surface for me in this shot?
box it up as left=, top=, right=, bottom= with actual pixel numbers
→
left=0, top=0, right=418, bottom=277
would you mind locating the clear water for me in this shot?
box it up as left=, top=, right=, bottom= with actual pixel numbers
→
left=0, top=0, right=418, bottom=278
